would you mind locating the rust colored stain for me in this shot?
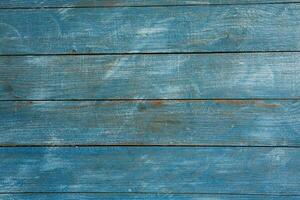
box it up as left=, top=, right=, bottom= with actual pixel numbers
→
left=256, top=103, right=280, bottom=108
left=214, top=100, right=280, bottom=108
left=150, top=100, right=164, bottom=107
left=214, top=100, right=254, bottom=106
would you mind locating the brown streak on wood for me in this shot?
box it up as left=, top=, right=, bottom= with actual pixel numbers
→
left=150, top=100, right=164, bottom=107
left=213, top=100, right=280, bottom=108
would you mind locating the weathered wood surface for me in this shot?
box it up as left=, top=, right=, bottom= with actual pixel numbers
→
left=1, top=4, right=300, bottom=55
left=1, top=0, right=300, bottom=198
left=1, top=147, right=299, bottom=194
left=1, top=100, right=300, bottom=146
left=1, top=53, right=300, bottom=100
left=1, top=194, right=298, bottom=200
left=1, top=0, right=300, bottom=8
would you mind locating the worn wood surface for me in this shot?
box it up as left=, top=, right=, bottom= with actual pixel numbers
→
left=1, top=0, right=300, bottom=8
left=1, top=0, right=300, bottom=198
left=1, top=147, right=299, bottom=194
left=1, top=52, right=300, bottom=100
left=1, top=4, right=300, bottom=55
left=1, top=194, right=299, bottom=200
left=1, top=100, right=299, bottom=146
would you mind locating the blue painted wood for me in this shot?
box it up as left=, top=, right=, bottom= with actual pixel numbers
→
left=1, top=4, right=300, bottom=54
left=1, top=0, right=299, bottom=198
left=1, top=0, right=299, bottom=8
left=1, top=53, right=300, bottom=100
left=0, top=194, right=298, bottom=200
left=1, top=147, right=299, bottom=194
left=1, top=100, right=299, bottom=146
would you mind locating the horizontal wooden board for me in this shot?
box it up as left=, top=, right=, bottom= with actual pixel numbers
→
left=1, top=147, right=299, bottom=194
left=1, top=53, right=300, bottom=100
left=1, top=100, right=300, bottom=146
left=1, top=4, right=300, bottom=54
left=1, top=0, right=300, bottom=8
left=0, top=194, right=299, bottom=200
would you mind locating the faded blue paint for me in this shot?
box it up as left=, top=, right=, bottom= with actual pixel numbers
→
left=1, top=4, right=300, bottom=54
left=1, top=53, right=300, bottom=100
left=1, top=147, right=299, bottom=194
left=1, top=0, right=300, bottom=8
left=1, top=194, right=299, bottom=200
left=0, top=1, right=299, bottom=198
left=1, top=100, right=299, bottom=146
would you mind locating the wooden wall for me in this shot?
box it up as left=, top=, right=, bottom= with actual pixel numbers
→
left=1, top=1, right=300, bottom=199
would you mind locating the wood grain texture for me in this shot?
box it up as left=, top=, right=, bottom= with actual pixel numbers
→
left=1, top=100, right=300, bottom=146
left=1, top=194, right=299, bottom=200
left=1, top=147, right=299, bottom=194
left=0, top=53, right=300, bottom=100
left=1, top=53, right=300, bottom=100
left=1, top=0, right=300, bottom=8
left=2, top=0, right=300, bottom=198
left=1, top=4, right=300, bottom=54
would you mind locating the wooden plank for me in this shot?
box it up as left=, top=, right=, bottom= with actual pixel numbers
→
left=1, top=147, right=299, bottom=194
left=1, top=4, right=300, bottom=54
left=1, top=100, right=300, bottom=146
left=1, top=0, right=300, bottom=8
left=0, top=194, right=298, bottom=200
left=1, top=53, right=300, bottom=100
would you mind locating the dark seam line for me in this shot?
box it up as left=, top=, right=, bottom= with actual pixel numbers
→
left=1, top=51, right=300, bottom=57
left=0, top=2, right=300, bottom=9
left=0, top=145, right=299, bottom=148
left=0, top=192, right=299, bottom=196
left=0, top=98, right=299, bottom=101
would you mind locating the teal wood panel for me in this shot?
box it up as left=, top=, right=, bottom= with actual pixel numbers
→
left=1, top=0, right=300, bottom=8
left=0, top=194, right=298, bottom=200
left=1, top=4, right=300, bottom=54
left=1, top=147, right=299, bottom=194
left=1, top=53, right=300, bottom=100
left=1, top=100, right=299, bottom=146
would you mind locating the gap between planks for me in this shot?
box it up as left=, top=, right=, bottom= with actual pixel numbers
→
left=1, top=98, right=300, bottom=101
left=1, top=145, right=300, bottom=148
left=0, top=191, right=300, bottom=196
left=1, top=1, right=300, bottom=9
left=1, top=50, right=300, bottom=57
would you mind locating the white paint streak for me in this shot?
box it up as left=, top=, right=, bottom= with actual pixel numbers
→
left=0, top=22, right=22, bottom=39
left=41, top=148, right=64, bottom=171
left=103, top=56, right=130, bottom=80
left=267, top=148, right=289, bottom=166
left=58, top=8, right=72, bottom=20
left=137, top=27, right=168, bottom=37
